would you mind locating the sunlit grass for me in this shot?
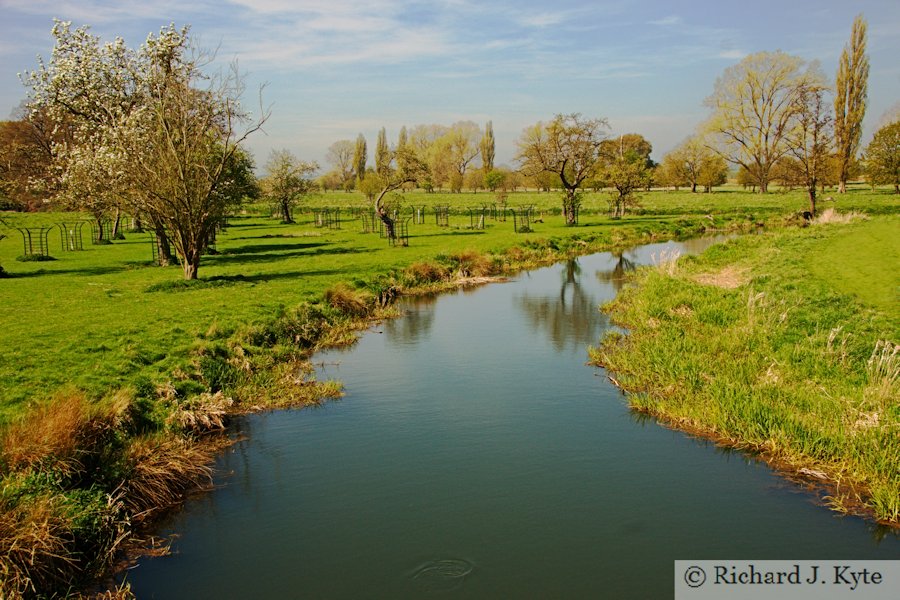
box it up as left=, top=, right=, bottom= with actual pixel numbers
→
left=592, top=215, right=900, bottom=524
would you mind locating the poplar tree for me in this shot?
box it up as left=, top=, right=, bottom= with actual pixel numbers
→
left=834, top=14, right=869, bottom=193
left=481, top=120, right=495, bottom=172
left=375, top=126, right=390, bottom=176
left=353, top=133, right=367, bottom=183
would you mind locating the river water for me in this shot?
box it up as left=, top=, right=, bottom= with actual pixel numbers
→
left=125, top=237, right=899, bottom=598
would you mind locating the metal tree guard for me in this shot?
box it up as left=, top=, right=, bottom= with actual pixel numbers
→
left=508, top=205, right=535, bottom=233
left=90, top=219, right=113, bottom=244
left=434, top=205, right=450, bottom=227
left=17, top=227, right=52, bottom=258
left=389, top=217, right=412, bottom=247
left=57, top=221, right=86, bottom=251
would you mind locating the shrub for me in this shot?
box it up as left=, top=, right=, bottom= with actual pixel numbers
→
left=404, top=261, right=449, bottom=285
left=324, top=283, right=371, bottom=317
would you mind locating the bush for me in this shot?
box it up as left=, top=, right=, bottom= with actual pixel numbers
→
left=404, top=261, right=449, bottom=285
left=324, top=282, right=371, bottom=317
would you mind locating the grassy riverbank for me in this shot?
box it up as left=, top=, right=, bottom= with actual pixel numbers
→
left=0, top=188, right=896, bottom=597
left=591, top=212, right=900, bottom=525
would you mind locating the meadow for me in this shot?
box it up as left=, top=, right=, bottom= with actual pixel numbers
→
left=0, top=185, right=897, bottom=597
left=592, top=211, right=899, bottom=523
left=4, top=185, right=876, bottom=420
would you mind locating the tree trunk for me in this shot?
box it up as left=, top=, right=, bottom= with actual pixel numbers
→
left=894, top=183, right=899, bottom=194
left=838, top=179, right=847, bottom=193
left=807, top=184, right=817, bottom=216
left=111, top=208, right=120, bottom=238
left=154, top=222, right=173, bottom=267
left=691, top=182, right=697, bottom=193
left=183, top=249, right=200, bottom=280
left=280, top=199, right=293, bottom=223
left=561, top=188, right=577, bottom=226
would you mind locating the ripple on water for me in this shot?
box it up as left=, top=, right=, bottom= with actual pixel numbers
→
left=409, top=558, right=475, bottom=592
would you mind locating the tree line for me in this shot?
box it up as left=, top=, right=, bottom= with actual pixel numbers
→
left=0, top=14, right=897, bottom=278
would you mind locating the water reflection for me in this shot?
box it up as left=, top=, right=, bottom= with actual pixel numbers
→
left=595, top=250, right=638, bottom=292
left=383, top=294, right=437, bottom=344
left=514, top=258, right=610, bottom=352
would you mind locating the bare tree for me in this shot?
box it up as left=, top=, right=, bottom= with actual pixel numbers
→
left=263, top=149, right=318, bottom=223
left=705, top=51, right=812, bottom=193
left=516, top=113, right=609, bottom=225
left=787, top=74, right=833, bottom=214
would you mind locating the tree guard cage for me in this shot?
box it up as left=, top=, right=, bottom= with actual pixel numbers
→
left=434, top=205, right=450, bottom=227
left=17, top=227, right=52, bottom=257
left=467, top=206, right=487, bottom=230
left=388, top=217, right=412, bottom=247
left=151, top=230, right=173, bottom=266
left=378, top=210, right=400, bottom=238
left=508, top=205, right=535, bottom=233
left=360, top=211, right=376, bottom=233
left=567, top=205, right=580, bottom=226
left=57, top=221, right=86, bottom=251
left=412, top=205, right=427, bottom=224
left=494, top=200, right=508, bottom=221
left=90, top=219, right=113, bottom=244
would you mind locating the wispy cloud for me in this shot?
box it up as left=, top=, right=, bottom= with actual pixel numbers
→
left=649, top=15, right=682, bottom=26
left=718, top=49, right=746, bottom=60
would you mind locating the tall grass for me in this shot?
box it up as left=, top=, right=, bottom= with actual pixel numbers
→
left=592, top=216, right=900, bottom=525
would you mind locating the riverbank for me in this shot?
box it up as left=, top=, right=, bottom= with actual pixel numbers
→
left=591, top=213, right=899, bottom=526
left=1, top=193, right=895, bottom=598
left=0, top=205, right=764, bottom=599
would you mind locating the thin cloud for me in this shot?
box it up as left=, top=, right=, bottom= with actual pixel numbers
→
left=718, top=49, right=746, bottom=60
left=649, top=15, right=683, bottom=26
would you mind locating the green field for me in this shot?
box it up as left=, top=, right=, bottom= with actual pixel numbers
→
left=593, top=213, right=900, bottom=523
left=1, top=186, right=898, bottom=596
left=0, top=187, right=895, bottom=418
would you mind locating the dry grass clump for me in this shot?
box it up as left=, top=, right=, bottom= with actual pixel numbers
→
left=0, top=493, right=77, bottom=599
left=693, top=265, right=750, bottom=289
left=448, top=249, right=497, bottom=278
left=865, top=340, right=899, bottom=403
left=0, top=392, right=90, bottom=474
left=115, top=436, right=214, bottom=522
left=404, top=261, right=449, bottom=285
left=324, top=282, right=372, bottom=317
left=813, top=208, right=868, bottom=225
left=166, top=391, right=232, bottom=434
left=651, top=249, right=680, bottom=276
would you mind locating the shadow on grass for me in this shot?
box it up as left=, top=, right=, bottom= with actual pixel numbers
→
left=144, top=268, right=348, bottom=292
left=218, top=241, right=334, bottom=255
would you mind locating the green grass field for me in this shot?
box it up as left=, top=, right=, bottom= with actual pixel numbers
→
left=592, top=213, right=900, bottom=523
left=0, top=186, right=895, bottom=419
left=1, top=186, right=897, bottom=596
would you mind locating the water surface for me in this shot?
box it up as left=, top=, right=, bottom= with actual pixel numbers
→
left=126, top=238, right=898, bottom=598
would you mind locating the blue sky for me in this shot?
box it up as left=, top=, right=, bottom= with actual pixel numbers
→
left=1, top=0, right=898, bottom=169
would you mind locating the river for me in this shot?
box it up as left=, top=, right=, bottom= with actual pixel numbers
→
left=124, top=237, right=899, bottom=598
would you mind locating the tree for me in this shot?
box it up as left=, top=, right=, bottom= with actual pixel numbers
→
left=326, top=140, right=355, bottom=189
left=602, top=153, right=649, bottom=218
left=371, top=147, right=429, bottom=239
left=659, top=136, right=720, bottom=192
left=864, top=120, right=900, bottom=193
left=375, top=127, right=390, bottom=176
left=24, top=22, right=268, bottom=279
left=696, top=153, right=728, bottom=192
left=0, top=117, right=53, bottom=210
left=484, top=169, right=505, bottom=192
left=353, top=133, right=367, bottom=183
left=834, top=14, right=869, bottom=194
left=786, top=75, right=833, bottom=214
left=481, top=120, right=495, bottom=172
left=262, top=149, right=318, bottom=223
left=516, top=113, right=610, bottom=225
left=705, top=51, right=813, bottom=193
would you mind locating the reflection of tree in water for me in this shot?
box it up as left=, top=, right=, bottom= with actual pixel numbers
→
left=595, top=250, right=637, bottom=293
left=515, top=258, right=609, bottom=352
left=383, top=295, right=437, bottom=344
